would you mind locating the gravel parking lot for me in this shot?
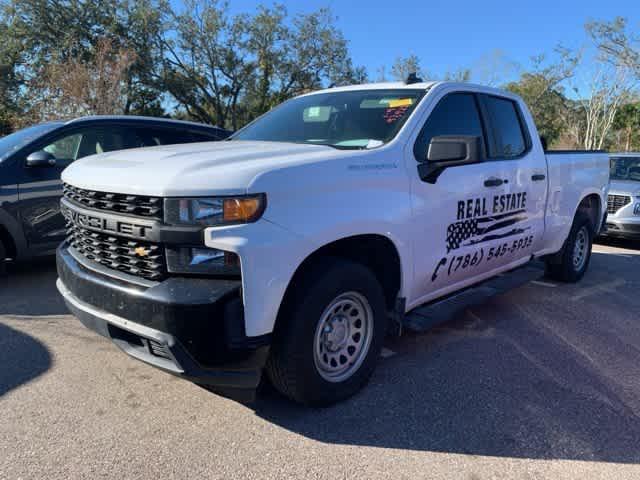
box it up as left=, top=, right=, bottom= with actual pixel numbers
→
left=2, top=239, right=640, bottom=479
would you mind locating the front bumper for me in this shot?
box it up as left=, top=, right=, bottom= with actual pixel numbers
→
left=56, top=245, right=270, bottom=401
left=603, top=220, right=640, bottom=239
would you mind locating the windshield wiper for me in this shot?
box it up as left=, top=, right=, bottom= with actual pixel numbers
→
left=325, top=144, right=367, bottom=150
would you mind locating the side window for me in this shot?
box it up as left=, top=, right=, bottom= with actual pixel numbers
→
left=75, top=126, right=144, bottom=159
left=485, top=96, right=527, bottom=158
left=42, top=133, right=83, bottom=162
left=414, top=93, right=484, bottom=161
left=135, top=128, right=195, bottom=146
left=189, top=131, right=222, bottom=142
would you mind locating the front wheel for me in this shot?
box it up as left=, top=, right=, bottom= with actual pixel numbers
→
left=266, top=259, right=387, bottom=407
left=545, top=212, right=593, bottom=283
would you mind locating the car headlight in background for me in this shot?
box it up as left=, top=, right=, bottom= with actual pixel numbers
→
left=164, top=194, right=266, bottom=226
left=634, top=203, right=640, bottom=216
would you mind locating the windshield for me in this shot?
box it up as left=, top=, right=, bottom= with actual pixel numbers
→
left=610, top=156, right=640, bottom=182
left=0, top=123, right=61, bottom=162
left=232, top=89, right=426, bottom=149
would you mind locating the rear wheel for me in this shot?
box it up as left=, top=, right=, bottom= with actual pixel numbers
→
left=545, top=212, right=593, bottom=283
left=266, top=259, right=387, bottom=407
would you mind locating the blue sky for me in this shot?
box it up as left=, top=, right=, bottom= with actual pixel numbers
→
left=215, top=0, right=639, bottom=83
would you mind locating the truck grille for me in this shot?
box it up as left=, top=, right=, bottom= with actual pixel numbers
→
left=63, top=183, right=163, bottom=220
left=607, top=194, right=631, bottom=214
left=66, top=222, right=166, bottom=281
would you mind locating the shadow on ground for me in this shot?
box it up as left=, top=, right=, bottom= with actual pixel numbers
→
left=254, top=251, right=640, bottom=463
left=0, top=259, right=67, bottom=316
left=0, top=323, right=52, bottom=396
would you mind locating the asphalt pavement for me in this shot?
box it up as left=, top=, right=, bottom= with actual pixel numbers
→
left=2, top=238, right=640, bottom=479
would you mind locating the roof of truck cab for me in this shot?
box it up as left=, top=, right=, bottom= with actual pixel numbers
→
left=610, top=152, right=640, bottom=157
left=303, top=81, right=437, bottom=96
left=303, top=81, right=519, bottom=98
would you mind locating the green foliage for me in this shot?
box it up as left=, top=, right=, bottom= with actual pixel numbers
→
left=612, top=102, right=640, bottom=151
left=159, top=1, right=364, bottom=129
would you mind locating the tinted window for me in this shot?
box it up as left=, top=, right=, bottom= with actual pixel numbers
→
left=414, top=93, right=484, bottom=161
left=74, top=127, right=144, bottom=159
left=189, top=131, right=222, bottom=142
left=485, top=96, right=526, bottom=158
left=0, top=123, right=61, bottom=162
left=135, top=128, right=202, bottom=146
left=43, top=133, right=83, bottom=161
left=610, top=156, right=640, bottom=181
left=35, top=126, right=146, bottom=164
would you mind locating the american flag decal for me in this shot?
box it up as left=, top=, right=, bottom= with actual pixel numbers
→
left=446, top=209, right=528, bottom=252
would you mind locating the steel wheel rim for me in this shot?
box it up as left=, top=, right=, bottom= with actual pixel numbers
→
left=313, top=291, right=374, bottom=383
left=572, top=226, right=588, bottom=271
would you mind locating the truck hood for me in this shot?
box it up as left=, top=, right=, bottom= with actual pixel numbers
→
left=609, top=179, right=640, bottom=196
left=61, top=140, right=346, bottom=196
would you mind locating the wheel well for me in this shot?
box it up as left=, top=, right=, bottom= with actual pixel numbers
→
left=282, top=235, right=402, bottom=313
left=0, top=224, right=17, bottom=259
left=577, top=194, right=601, bottom=232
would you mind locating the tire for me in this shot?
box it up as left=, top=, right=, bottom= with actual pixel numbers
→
left=266, top=258, right=387, bottom=407
left=545, top=211, right=593, bottom=283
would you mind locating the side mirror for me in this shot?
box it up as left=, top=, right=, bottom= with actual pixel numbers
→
left=426, top=135, right=481, bottom=163
left=418, top=135, right=483, bottom=184
left=26, top=150, right=56, bottom=168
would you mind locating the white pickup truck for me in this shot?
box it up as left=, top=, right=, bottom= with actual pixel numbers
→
left=56, top=81, right=609, bottom=406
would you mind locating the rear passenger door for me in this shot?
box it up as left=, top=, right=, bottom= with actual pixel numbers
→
left=480, top=94, right=547, bottom=257
left=407, top=91, right=529, bottom=307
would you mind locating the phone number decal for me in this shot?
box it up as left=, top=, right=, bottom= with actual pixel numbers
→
left=431, top=234, right=534, bottom=282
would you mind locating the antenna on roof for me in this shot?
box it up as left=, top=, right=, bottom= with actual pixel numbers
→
left=405, top=72, right=422, bottom=85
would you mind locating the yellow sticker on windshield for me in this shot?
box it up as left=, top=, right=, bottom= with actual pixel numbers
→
left=388, top=98, right=413, bottom=108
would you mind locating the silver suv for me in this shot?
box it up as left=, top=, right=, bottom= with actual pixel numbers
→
left=604, top=154, right=640, bottom=240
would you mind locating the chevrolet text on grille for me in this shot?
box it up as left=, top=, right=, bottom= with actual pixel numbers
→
left=62, top=205, right=150, bottom=238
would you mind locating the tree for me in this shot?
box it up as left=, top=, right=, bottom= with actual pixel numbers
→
left=505, top=48, right=578, bottom=146
left=612, top=101, right=640, bottom=151
left=586, top=17, right=639, bottom=77
left=113, top=0, right=168, bottom=116
left=391, top=54, right=426, bottom=82
left=159, top=1, right=363, bottom=129
left=31, top=38, right=135, bottom=120
left=0, top=4, right=22, bottom=133
left=473, top=49, right=519, bottom=87
left=6, top=0, right=166, bottom=121
left=566, top=19, right=639, bottom=150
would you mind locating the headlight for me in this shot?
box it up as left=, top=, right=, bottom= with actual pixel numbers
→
left=634, top=203, right=640, bottom=215
left=166, top=246, right=241, bottom=276
left=164, top=194, right=266, bottom=226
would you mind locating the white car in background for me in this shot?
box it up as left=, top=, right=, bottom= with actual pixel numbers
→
left=603, top=154, right=640, bottom=240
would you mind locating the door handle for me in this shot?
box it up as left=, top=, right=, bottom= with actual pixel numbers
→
left=484, top=178, right=504, bottom=187
left=532, top=174, right=546, bottom=182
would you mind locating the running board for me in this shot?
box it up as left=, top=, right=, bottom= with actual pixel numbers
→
left=402, top=261, right=545, bottom=333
